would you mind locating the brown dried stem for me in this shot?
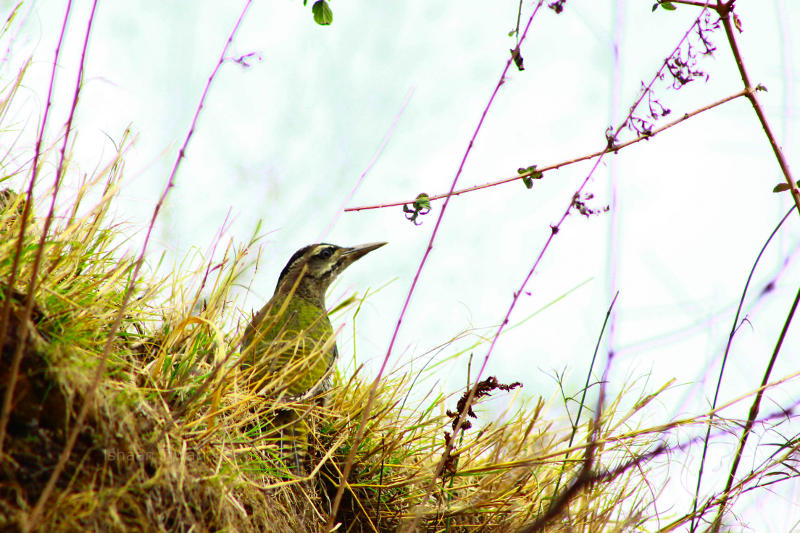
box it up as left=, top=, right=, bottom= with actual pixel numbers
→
left=716, top=0, right=800, bottom=213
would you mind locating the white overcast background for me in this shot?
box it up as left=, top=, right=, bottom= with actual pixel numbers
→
left=3, top=0, right=800, bottom=529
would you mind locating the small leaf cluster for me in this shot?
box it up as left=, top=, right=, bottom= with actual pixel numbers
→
left=518, top=165, right=544, bottom=189
left=403, top=193, right=431, bottom=225
left=652, top=0, right=676, bottom=11
left=548, top=0, right=567, bottom=14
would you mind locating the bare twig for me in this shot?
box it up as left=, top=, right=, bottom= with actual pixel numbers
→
left=23, top=1, right=254, bottom=529
left=326, top=4, right=547, bottom=531
left=690, top=204, right=795, bottom=531
left=0, top=0, right=74, bottom=456
left=715, top=0, right=800, bottom=214
left=709, top=284, right=800, bottom=531
left=665, top=0, right=715, bottom=7
left=410, top=14, right=714, bottom=531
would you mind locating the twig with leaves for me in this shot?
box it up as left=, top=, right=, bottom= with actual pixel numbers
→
left=345, top=89, right=747, bottom=215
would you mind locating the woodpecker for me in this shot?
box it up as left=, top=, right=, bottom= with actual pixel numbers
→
left=240, top=242, right=385, bottom=474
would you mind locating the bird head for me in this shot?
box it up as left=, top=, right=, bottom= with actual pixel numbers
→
left=274, top=242, right=386, bottom=303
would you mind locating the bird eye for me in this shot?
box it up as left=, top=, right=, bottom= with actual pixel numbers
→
left=317, top=248, right=333, bottom=259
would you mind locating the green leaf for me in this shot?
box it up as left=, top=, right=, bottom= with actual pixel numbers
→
left=517, top=165, right=544, bottom=189
left=413, top=193, right=431, bottom=211
left=773, top=182, right=798, bottom=193
left=660, top=1, right=676, bottom=10
left=312, top=0, right=333, bottom=25
left=403, top=193, right=431, bottom=225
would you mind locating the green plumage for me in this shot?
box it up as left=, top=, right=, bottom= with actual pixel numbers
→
left=241, top=292, right=336, bottom=398
left=240, top=242, right=385, bottom=475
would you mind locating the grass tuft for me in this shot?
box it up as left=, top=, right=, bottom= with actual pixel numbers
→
left=0, top=155, right=665, bottom=531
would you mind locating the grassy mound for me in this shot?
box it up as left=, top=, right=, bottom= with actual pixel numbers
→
left=0, top=169, right=672, bottom=532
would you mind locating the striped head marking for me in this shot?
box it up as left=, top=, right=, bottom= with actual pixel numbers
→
left=274, top=242, right=386, bottom=300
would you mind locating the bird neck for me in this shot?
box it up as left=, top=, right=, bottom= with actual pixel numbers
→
left=274, top=273, right=328, bottom=308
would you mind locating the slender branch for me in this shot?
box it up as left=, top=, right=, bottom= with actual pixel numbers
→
left=666, top=0, right=715, bottom=7
left=399, top=14, right=715, bottom=531
left=551, top=291, right=619, bottom=501
left=0, top=0, right=73, bottom=456
left=23, top=1, right=254, bottom=529
left=23, top=1, right=100, bottom=526
left=716, top=0, right=800, bottom=214
left=325, top=4, right=547, bottom=531
left=709, top=283, right=800, bottom=531
left=345, top=89, right=745, bottom=213
left=690, top=204, right=795, bottom=531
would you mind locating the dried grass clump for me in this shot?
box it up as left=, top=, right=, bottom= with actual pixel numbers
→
left=0, top=169, right=671, bottom=532
left=0, top=153, right=671, bottom=533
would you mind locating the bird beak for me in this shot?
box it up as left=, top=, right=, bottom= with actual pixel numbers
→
left=342, top=242, right=387, bottom=264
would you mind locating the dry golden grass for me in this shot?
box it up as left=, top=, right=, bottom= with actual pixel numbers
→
left=0, top=158, right=686, bottom=533
left=0, top=158, right=673, bottom=532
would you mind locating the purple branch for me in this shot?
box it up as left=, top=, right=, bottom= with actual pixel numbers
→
left=24, top=1, right=254, bottom=529
left=320, top=87, right=415, bottom=241
left=23, top=0, right=100, bottom=528
left=326, top=3, right=547, bottom=530
left=0, top=0, right=74, bottom=457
